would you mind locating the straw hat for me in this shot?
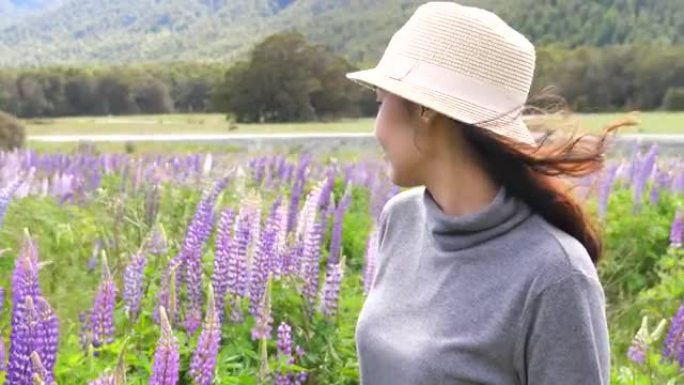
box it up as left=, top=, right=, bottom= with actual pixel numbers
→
left=346, top=1, right=537, bottom=145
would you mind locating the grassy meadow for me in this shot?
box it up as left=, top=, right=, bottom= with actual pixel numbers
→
left=23, top=112, right=684, bottom=137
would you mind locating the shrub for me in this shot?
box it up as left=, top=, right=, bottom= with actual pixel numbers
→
left=662, top=87, right=684, bottom=111
left=0, top=110, right=26, bottom=150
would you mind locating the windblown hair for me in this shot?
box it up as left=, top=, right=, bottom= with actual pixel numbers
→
left=455, top=91, right=636, bottom=265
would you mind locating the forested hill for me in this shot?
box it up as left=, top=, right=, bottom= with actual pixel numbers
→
left=0, top=0, right=681, bottom=68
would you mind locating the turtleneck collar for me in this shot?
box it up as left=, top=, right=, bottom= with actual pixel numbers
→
left=422, top=185, right=532, bottom=252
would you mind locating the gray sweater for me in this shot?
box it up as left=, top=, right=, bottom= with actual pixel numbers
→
left=355, top=186, right=610, bottom=385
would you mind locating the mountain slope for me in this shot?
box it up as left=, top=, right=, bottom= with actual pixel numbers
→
left=0, top=0, right=64, bottom=28
left=0, top=0, right=681, bottom=68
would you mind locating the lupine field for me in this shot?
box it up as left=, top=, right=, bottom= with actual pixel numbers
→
left=0, top=142, right=682, bottom=384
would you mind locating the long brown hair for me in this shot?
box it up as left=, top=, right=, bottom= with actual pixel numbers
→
left=455, top=97, right=636, bottom=266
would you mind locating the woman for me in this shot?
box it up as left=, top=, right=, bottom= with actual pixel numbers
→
left=345, top=2, right=616, bottom=385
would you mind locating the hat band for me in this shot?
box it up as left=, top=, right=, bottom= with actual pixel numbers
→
left=376, top=51, right=528, bottom=115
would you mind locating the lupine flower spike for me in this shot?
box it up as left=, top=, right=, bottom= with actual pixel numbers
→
left=190, top=286, right=221, bottom=385
left=91, top=251, right=117, bottom=349
left=663, top=300, right=684, bottom=366
left=8, top=230, right=59, bottom=385
left=123, top=251, right=147, bottom=320
left=30, top=351, right=54, bottom=385
left=670, top=206, right=682, bottom=248
left=149, top=307, right=180, bottom=385
left=627, top=315, right=667, bottom=364
left=275, top=322, right=308, bottom=385
left=251, top=275, right=274, bottom=341
left=319, top=254, right=345, bottom=318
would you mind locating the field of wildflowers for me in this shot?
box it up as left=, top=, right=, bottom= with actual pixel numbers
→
left=0, top=142, right=682, bottom=384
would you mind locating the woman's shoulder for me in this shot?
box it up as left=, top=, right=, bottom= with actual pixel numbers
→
left=376, top=186, right=424, bottom=240
left=380, top=186, right=422, bottom=214
left=520, top=214, right=602, bottom=295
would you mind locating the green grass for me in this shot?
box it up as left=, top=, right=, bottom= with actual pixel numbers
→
left=24, top=114, right=377, bottom=135
left=533, top=111, right=684, bottom=135
left=586, top=112, right=683, bottom=134
left=23, top=112, right=684, bottom=136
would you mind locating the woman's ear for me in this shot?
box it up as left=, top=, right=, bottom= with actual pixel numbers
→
left=420, top=106, right=439, bottom=125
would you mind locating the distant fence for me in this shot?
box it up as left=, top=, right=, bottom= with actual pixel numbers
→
left=28, top=133, right=684, bottom=156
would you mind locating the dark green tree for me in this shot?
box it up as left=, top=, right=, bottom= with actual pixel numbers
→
left=214, top=31, right=366, bottom=123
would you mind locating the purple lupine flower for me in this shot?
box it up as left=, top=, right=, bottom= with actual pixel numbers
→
left=276, top=204, right=290, bottom=265
left=268, top=197, right=283, bottom=277
left=624, top=141, right=641, bottom=188
left=32, top=298, right=59, bottom=376
left=149, top=307, right=180, bottom=385
left=0, top=336, right=5, bottom=372
left=671, top=170, right=684, bottom=196
left=0, top=177, right=22, bottom=227
left=275, top=322, right=294, bottom=385
left=0, top=286, right=4, bottom=316
left=633, top=144, right=657, bottom=210
left=78, top=311, right=92, bottom=354
left=283, top=164, right=294, bottom=185
left=267, top=203, right=288, bottom=281
left=155, top=257, right=181, bottom=325
left=276, top=156, right=287, bottom=185
left=363, top=228, right=379, bottom=296
left=671, top=207, right=683, bottom=249
left=277, top=322, right=293, bottom=359
left=663, top=301, right=684, bottom=366
left=319, top=258, right=344, bottom=318
left=287, top=181, right=303, bottom=234
left=597, top=163, right=619, bottom=220
left=281, top=240, right=302, bottom=279
left=317, top=169, right=336, bottom=213
left=211, top=209, right=235, bottom=323
left=650, top=168, right=671, bottom=205
left=329, top=184, right=352, bottom=266
left=274, top=322, right=309, bottom=383
left=295, top=183, right=322, bottom=241
left=11, top=233, right=42, bottom=310
left=254, top=156, right=267, bottom=186
left=148, top=224, right=168, bottom=256
left=30, top=351, right=55, bottom=385
left=91, top=255, right=117, bottom=349
left=294, top=345, right=308, bottom=385
left=8, top=296, right=59, bottom=385
left=226, top=204, right=253, bottom=323
left=249, top=207, right=278, bottom=317
left=627, top=340, right=646, bottom=365
left=182, top=178, right=227, bottom=334
left=287, top=156, right=310, bottom=233
left=189, top=286, right=221, bottom=385
left=249, top=204, right=262, bottom=261
left=251, top=277, right=273, bottom=341
left=302, top=218, right=324, bottom=312
left=123, top=251, right=147, bottom=320
left=183, top=236, right=208, bottom=334
left=297, top=186, right=325, bottom=313
left=8, top=233, right=46, bottom=385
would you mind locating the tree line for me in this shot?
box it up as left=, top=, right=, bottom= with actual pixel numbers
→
left=0, top=32, right=682, bottom=122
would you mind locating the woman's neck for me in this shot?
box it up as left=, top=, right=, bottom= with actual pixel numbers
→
left=423, top=150, right=500, bottom=217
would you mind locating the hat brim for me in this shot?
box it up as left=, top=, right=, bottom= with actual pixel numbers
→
left=346, top=68, right=536, bottom=145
